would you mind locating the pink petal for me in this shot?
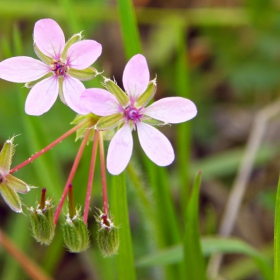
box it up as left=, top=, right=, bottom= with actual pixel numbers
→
left=25, top=76, right=58, bottom=115
left=137, top=122, right=174, bottom=166
left=34, top=18, right=65, bottom=60
left=0, top=57, right=50, bottom=83
left=123, top=54, right=149, bottom=101
left=67, top=40, right=102, bottom=69
left=107, top=123, right=133, bottom=175
left=142, top=97, right=197, bottom=124
left=81, top=88, right=121, bottom=116
left=63, top=76, right=90, bottom=115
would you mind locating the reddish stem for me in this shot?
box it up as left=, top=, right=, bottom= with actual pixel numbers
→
left=0, top=229, right=52, bottom=280
left=99, top=133, right=109, bottom=216
left=53, top=126, right=92, bottom=225
left=83, top=130, right=99, bottom=223
left=10, top=119, right=90, bottom=174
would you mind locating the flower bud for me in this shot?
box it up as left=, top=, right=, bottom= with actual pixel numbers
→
left=62, top=210, right=90, bottom=253
left=28, top=189, right=55, bottom=245
left=95, top=211, right=119, bottom=257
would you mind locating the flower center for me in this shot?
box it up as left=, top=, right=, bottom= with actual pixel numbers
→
left=51, top=60, right=67, bottom=76
left=124, top=106, right=142, bottom=123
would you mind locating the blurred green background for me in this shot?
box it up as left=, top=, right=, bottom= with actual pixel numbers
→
left=0, top=0, right=279, bottom=279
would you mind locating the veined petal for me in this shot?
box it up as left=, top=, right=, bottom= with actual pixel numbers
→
left=0, top=184, right=22, bottom=213
left=142, top=97, right=197, bottom=124
left=63, top=76, right=90, bottom=115
left=25, top=76, right=58, bottom=116
left=0, top=137, right=14, bottom=173
left=137, top=122, right=174, bottom=166
left=123, top=54, right=149, bottom=101
left=107, top=123, right=133, bottom=175
left=34, top=18, right=65, bottom=60
left=67, top=40, right=102, bottom=70
left=5, top=174, right=30, bottom=194
left=81, top=88, right=121, bottom=116
left=0, top=57, right=50, bottom=83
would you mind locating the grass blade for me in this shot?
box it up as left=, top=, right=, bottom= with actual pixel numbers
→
left=110, top=173, right=136, bottom=280
left=183, top=171, right=207, bottom=280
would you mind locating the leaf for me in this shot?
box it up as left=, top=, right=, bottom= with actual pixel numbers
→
left=183, top=171, right=207, bottom=280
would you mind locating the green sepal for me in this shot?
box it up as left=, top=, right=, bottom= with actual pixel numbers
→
left=5, top=174, right=31, bottom=194
left=25, top=72, right=53, bottom=88
left=29, top=201, right=55, bottom=245
left=68, top=67, right=99, bottom=81
left=0, top=137, right=14, bottom=173
left=142, top=116, right=166, bottom=127
left=104, top=78, right=129, bottom=107
left=135, top=78, right=157, bottom=108
left=60, top=32, right=83, bottom=61
left=95, top=210, right=120, bottom=257
left=71, top=113, right=99, bottom=142
left=58, top=76, right=66, bottom=104
left=96, top=113, right=124, bottom=131
left=0, top=184, right=22, bottom=213
left=62, top=213, right=90, bottom=253
left=34, top=44, right=53, bottom=65
left=97, top=226, right=119, bottom=257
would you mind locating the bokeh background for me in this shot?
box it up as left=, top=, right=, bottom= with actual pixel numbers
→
left=0, top=0, right=279, bottom=279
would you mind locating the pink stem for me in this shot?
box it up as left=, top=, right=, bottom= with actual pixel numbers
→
left=53, top=126, right=92, bottom=225
left=99, top=133, right=109, bottom=216
left=10, top=119, right=90, bottom=174
left=83, top=130, right=99, bottom=223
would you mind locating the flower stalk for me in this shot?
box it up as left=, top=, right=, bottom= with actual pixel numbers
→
left=83, top=129, right=99, bottom=223
left=99, top=132, right=109, bottom=216
left=54, top=124, right=92, bottom=225
left=10, top=119, right=90, bottom=174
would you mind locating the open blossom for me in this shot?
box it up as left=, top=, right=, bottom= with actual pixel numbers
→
left=81, top=54, right=197, bottom=175
left=0, top=137, right=31, bottom=212
left=0, top=18, right=102, bottom=115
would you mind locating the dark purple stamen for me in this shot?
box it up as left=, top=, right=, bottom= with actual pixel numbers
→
left=124, top=106, right=142, bottom=122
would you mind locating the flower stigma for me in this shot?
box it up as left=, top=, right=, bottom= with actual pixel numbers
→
left=51, top=60, right=67, bottom=76
left=124, top=105, right=142, bottom=123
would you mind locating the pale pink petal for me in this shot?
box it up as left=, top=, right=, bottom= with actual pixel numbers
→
left=107, top=123, right=133, bottom=175
left=25, top=76, right=58, bottom=115
left=137, top=122, right=174, bottom=166
left=0, top=57, right=50, bottom=83
left=123, top=54, right=149, bottom=101
left=63, top=76, right=90, bottom=115
left=67, top=40, right=102, bottom=69
left=34, top=18, right=65, bottom=60
left=81, top=88, right=120, bottom=116
left=142, top=97, right=197, bottom=124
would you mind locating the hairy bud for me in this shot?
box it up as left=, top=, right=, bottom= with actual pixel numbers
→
left=95, top=210, right=119, bottom=257
left=28, top=189, right=55, bottom=245
left=62, top=209, right=90, bottom=253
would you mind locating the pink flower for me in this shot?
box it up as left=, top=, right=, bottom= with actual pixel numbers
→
left=0, top=18, right=102, bottom=115
left=81, top=54, right=197, bottom=175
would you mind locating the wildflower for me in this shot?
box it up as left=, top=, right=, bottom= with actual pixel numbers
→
left=81, top=54, right=197, bottom=175
left=0, top=137, right=31, bottom=212
left=0, top=18, right=102, bottom=115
